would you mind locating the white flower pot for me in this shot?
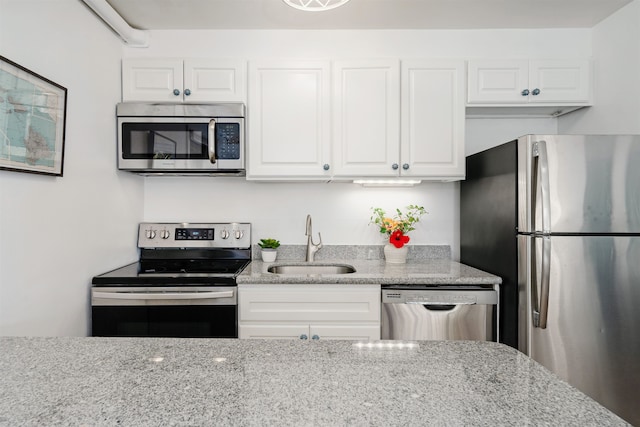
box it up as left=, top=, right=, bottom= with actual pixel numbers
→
left=384, top=244, right=408, bottom=264
left=261, top=249, right=277, bottom=262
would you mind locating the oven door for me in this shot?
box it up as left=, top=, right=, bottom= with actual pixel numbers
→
left=91, top=286, right=237, bottom=338
left=118, top=116, right=244, bottom=172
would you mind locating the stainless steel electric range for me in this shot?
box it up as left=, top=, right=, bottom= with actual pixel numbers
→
left=91, top=222, right=251, bottom=338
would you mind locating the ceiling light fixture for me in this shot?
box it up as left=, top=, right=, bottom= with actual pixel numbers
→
left=282, top=0, right=351, bottom=12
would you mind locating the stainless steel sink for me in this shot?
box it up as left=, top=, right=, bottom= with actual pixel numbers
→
left=267, top=263, right=356, bottom=275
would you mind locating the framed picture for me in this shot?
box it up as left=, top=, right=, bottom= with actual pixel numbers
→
left=0, top=55, right=67, bottom=176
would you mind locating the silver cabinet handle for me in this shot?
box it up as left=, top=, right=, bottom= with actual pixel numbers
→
left=392, top=163, right=399, bottom=170
left=323, top=164, right=330, bottom=171
left=521, top=89, right=530, bottom=96
left=312, top=335, right=320, bottom=340
left=184, top=88, right=191, bottom=96
left=92, top=290, right=233, bottom=300
left=300, top=334, right=308, bottom=340
left=173, top=89, right=180, bottom=96
left=532, top=88, right=541, bottom=96
left=208, top=119, right=217, bottom=164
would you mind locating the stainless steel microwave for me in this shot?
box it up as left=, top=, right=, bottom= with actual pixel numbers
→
left=116, top=102, right=245, bottom=175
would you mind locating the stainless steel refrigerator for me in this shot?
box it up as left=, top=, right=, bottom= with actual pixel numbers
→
left=461, top=134, right=640, bottom=425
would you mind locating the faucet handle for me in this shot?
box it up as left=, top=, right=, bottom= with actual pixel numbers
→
left=317, top=232, right=323, bottom=248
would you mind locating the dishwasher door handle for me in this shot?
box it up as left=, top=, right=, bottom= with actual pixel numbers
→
left=406, top=301, right=476, bottom=306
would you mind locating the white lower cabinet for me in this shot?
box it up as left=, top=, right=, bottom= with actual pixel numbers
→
left=238, top=284, right=381, bottom=340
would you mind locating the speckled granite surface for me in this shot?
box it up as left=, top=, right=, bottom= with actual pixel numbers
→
left=0, top=337, right=627, bottom=426
left=241, top=245, right=500, bottom=285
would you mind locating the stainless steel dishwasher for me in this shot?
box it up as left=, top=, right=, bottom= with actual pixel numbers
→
left=381, top=285, right=499, bottom=341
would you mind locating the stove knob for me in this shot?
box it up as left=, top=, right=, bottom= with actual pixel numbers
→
left=234, top=230, right=244, bottom=239
left=220, top=229, right=230, bottom=239
left=160, top=230, right=171, bottom=239
left=146, top=229, right=156, bottom=239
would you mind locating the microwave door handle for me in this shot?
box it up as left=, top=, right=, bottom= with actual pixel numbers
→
left=208, top=119, right=217, bottom=164
left=92, top=290, right=234, bottom=300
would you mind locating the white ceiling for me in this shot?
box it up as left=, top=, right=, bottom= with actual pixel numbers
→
left=105, top=0, right=632, bottom=30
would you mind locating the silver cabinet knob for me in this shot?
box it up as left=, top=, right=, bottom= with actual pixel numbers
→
left=323, top=164, right=330, bottom=171
left=300, top=334, right=308, bottom=340
left=184, top=89, right=191, bottom=96
left=402, top=163, right=409, bottom=170
left=173, top=89, right=180, bottom=96
left=311, top=335, right=320, bottom=340
left=532, top=88, right=541, bottom=96
left=521, top=89, right=530, bottom=96
left=392, top=163, right=399, bottom=170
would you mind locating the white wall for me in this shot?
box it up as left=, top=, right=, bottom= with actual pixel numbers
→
left=134, top=28, right=589, bottom=260
left=0, top=0, right=144, bottom=336
left=559, top=0, right=640, bottom=134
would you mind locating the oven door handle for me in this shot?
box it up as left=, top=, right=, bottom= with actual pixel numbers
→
left=92, top=290, right=234, bottom=300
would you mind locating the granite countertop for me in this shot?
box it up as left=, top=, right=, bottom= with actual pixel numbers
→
left=239, top=245, right=501, bottom=286
left=0, top=337, right=626, bottom=426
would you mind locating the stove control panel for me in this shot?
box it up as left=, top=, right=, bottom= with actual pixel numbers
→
left=138, top=222, right=251, bottom=249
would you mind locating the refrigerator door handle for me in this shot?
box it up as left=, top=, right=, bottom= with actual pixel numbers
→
left=532, top=235, right=551, bottom=329
left=532, top=140, right=551, bottom=234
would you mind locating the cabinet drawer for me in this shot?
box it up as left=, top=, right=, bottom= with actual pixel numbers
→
left=239, top=323, right=380, bottom=341
left=238, top=285, right=380, bottom=322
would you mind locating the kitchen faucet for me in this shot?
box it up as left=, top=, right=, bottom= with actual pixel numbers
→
left=305, top=214, right=323, bottom=262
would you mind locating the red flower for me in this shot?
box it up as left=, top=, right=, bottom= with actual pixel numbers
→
left=389, top=230, right=410, bottom=248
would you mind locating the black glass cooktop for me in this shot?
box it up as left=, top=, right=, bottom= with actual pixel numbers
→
left=139, top=258, right=250, bottom=275
left=92, top=248, right=251, bottom=287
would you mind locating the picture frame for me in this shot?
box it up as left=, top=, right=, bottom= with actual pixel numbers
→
left=0, top=55, right=67, bottom=176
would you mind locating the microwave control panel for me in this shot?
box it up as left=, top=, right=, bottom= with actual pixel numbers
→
left=216, top=123, right=241, bottom=160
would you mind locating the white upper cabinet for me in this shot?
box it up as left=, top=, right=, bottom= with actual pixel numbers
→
left=528, top=59, right=591, bottom=103
left=331, top=59, right=465, bottom=180
left=332, top=59, right=400, bottom=177
left=401, top=60, right=465, bottom=179
left=247, top=58, right=465, bottom=181
left=247, top=60, right=331, bottom=180
left=467, top=59, right=592, bottom=105
left=122, top=58, right=246, bottom=102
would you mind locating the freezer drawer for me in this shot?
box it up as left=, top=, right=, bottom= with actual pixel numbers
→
left=381, top=289, right=498, bottom=341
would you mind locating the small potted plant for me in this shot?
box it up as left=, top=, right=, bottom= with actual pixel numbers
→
left=258, top=238, right=280, bottom=262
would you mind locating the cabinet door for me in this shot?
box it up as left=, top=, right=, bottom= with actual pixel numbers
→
left=401, top=60, right=465, bottom=179
left=332, top=59, right=400, bottom=177
left=183, top=59, right=246, bottom=102
left=467, top=59, right=529, bottom=104
left=247, top=60, right=331, bottom=180
left=122, top=59, right=183, bottom=102
left=528, top=59, right=591, bottom=103
left=310, top=324, right=380, bottom=341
